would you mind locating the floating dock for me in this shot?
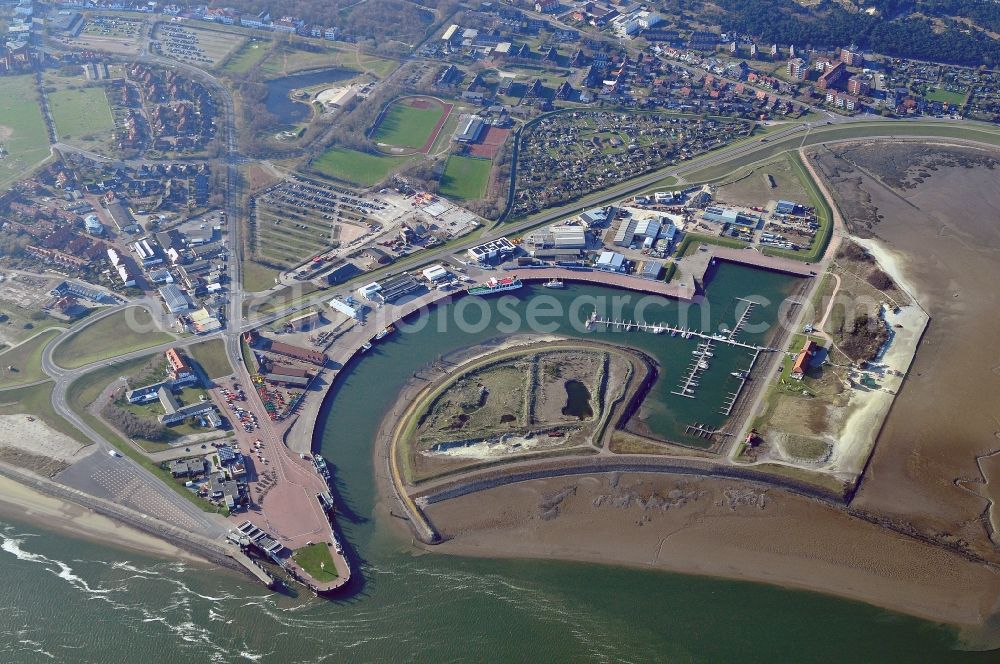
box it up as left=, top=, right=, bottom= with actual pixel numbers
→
left=586, top=310, right=777, bottom=352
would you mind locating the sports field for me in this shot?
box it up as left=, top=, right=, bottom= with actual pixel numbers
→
left=372, top=96, right=450, bottom=152
left=440, top=155, right=491, bottom=200
left=48, top=86, right=115, bottom=140
left=0, top=76, right=50, bottom=192
left=312, top=147, right=414, bottom=186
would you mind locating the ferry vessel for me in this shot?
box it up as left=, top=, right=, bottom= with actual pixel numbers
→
left=467, top=276, right=523, bottom=296
left=543, top=278, right=566, bottom=289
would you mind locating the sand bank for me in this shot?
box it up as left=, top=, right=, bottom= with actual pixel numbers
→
left=0, top=474, right=209, bottom=564
left=420, top=473, right=1000, bottom=627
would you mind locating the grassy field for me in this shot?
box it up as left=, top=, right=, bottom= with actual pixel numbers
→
left=715, top=154, right=809, bottom=208
left=356, top=52, right=398, bottom=78
left=0, top=329, right=61, bottom=389
left=188, top=339, right=232, bottom=380
left=260, top=43, right=357, bottom=77
left=372, top=98, right=445, bottom=149
left=924, top=88, right=966, bottom=105
left=0, top=75, right=50, bottom=192
left=293, top=543, right=338, bottom=582
left=311, top=147, right=413, bottom=186
left=440, top=155, right=491, bottom=200
left=224, top=39, right=269, bottom=73
left=676, top=232, right=748, bottom=257
left=52, top=307, right=173, bottom=370
left=48, top=86, right=115, bottom=141
left=241, top=258, right=279, bottom=292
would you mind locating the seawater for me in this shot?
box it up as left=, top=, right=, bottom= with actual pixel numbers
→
left=0, top=264, right=987, bottom=662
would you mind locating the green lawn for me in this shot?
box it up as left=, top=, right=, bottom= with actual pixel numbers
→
left=440, top=155, right=491, bottom=200
left=312, top=147, right=414, bottom=186
left=924, top=87, right=966, bottom=106
left=224, top=40, right=269, bottom=74
left=0, top=329, right=61, bottom=388
left=48, top=86, right=115, bottom=140
left=356, top=53, right=398, bottom=78
left=372, top=98, right=445, bottom=149
left=292, top=543, right=339, bottom=582
left=188, top=339, right=232, bottom=380
left=52, top=307, right=173, bottom=370
left=0, top=75, right=50, bottom=191
left=676, top=233, right=748, bottom=257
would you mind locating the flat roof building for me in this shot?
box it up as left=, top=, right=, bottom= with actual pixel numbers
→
left=454, top=115, right=485, bottom=143
left=159, top=284, right=189, bottom=313
left=266, top=339, right=327, bottom=366
left=594, top=251, right=626, bottom=272
left=422, top=264, right=450, bottom=282
left=467, top=237, right=515, bottom=264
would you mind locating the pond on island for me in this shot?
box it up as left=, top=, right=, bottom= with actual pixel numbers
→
left=561, top=379, right=593, bottom=420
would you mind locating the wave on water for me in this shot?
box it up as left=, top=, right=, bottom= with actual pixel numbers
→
left=0, top=527, right=111, bottom=597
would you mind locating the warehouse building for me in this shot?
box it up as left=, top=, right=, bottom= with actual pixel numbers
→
left=703, top=206, right=759, bottom=228
left=159, top=284, right=190, bottom=313
left=527, top=225, right=587, bottom=250
left=422, top=264, right=450, bottom=282
left=594, top=251, right=626, bottom=272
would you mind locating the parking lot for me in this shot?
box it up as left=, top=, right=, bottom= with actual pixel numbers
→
left=153, top=23, right=244, bottom=68
left=250, top=175, right=393, bottom=269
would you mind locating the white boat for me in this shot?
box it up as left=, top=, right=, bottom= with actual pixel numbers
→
left=698, top=361, right=709, bottom=370
left=543, top=278, right=566, bottom=289
left=374, top=325, right=394, bottom=341
left=361, top=342, right=372, bottom=352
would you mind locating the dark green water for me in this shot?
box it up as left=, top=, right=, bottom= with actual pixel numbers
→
left=0, top=264, right=990, bottom=662
left=562, top=379, right=593, bottom=420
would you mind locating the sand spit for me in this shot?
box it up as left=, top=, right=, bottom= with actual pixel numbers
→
left=831, top=239, right=930, bottom=478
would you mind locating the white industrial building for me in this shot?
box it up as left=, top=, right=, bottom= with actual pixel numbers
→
left=422, top=264, right=450, bottom=282
left=595, top=251, right=626, bottom=272
left=467, top=237, right=515, bottom=264
left=329, top=298, right=360, bottom=320
left=357, top=282, right=382, bottom=301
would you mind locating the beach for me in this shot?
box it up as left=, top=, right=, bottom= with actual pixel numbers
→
left=420, top=472, right=1000, bottom=627
left=0, top=473, right=209, bottom=564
